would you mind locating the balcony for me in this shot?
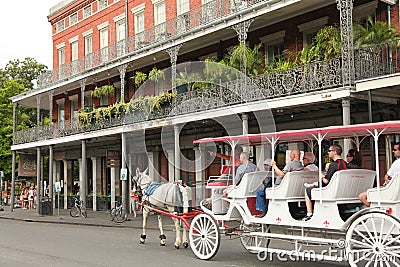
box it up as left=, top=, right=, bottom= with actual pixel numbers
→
left=36, top=0, right=284, bottom=88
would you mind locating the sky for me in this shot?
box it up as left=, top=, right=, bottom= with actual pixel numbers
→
left=0, top=0, right=62, bottom=69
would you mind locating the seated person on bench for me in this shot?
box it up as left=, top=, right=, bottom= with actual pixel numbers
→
left=358, top=141, right=400, bottom=207
left=223, top=152, right=258, bottom=197
left=302, top=144, right=347, bottom=221
left=256, top=149, right=304, bottom=218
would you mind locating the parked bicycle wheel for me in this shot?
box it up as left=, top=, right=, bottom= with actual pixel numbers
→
left=115, top=209, right=127, bottom=223
left=70, top=206, right=80, bottom=217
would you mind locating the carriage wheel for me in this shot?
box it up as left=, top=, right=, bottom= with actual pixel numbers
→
left=189, top=213, right=220, bottom=260
left=346, top=212, right=400, bottom=266
left=240, top=223, right=270, bottom=254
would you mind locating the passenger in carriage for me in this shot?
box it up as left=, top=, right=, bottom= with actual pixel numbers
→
left=223, top=152, right=258, bottom=197
left=271, top=149, right=304, bottom=186
left=255, top=150, right=304, bottom=218
left=208, top=146, right=243, bottom=167
left=358, top=142, right=400, bottom=207
left=302, top=144, right=347, bottom=221
left=303, top=152, right=318, bottom=171
left=346, top=149, right=363, bottom=169
left=255, top=158, right=272, bottom=217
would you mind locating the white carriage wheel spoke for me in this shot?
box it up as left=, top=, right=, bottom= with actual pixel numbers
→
left=379, top=217, right=386, bottom=244
left=384, top=260, right=392, bottom=267
left=371, top=216, right=379, bottom=244
left=204, top=239, right=212, bottom=255
left=354, top=228, right=375, bottom=247
left=364, top=254, right=374, bottom=267
left=191, top=232, right=202, bottom=238
left=386, top=246, right=400, bottom=251
left=381, top=223, right=396, bottom=245
left=350, top=238, right=374, bottom=249
left=191, top=235, right=202, bottom=242
left=384, top=233, right=400, bottom=247
left=362, top=220, right=377, bottom=243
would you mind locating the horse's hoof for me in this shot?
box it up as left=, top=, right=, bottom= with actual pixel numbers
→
left=139, top=240, right=145, bottom=244
left=160, top=243, right=166, bottom=246
left=174, top=244, right=180, bottom=249
left=183, top=242, right=189, bottom=249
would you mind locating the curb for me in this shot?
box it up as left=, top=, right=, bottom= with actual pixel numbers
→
left=0, top=214, right=170, bottom=231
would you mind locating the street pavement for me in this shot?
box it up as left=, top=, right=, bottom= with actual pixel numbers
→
left=0, top=205, right=174, bottom=230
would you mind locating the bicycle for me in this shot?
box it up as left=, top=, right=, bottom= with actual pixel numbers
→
left=110, top=201, right=127, bottom=223
left=70, top=197, right=87, bottom=218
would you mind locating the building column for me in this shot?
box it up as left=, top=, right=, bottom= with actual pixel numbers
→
left=91, top=157, right=101, bottom=211
left=342, top=98, right=351, bottom=155
left=242, top=113, right=249, bottom=153
left=79, top=78, right=87, bottom=110
left=118, top=64, right=128, bottom=102
left=148, top=152, right=160, bottom=182
left=36, top=94, right=41, bottom=126
left=166, top=149, right=175, bottom=182
left=10, top=151, right=16, bottom=211
left=53, top=160, right=59, bottom=210
left=174, top=125, right=181, bottom=181
left=336, top=0, right=355, bottom=87
left=121, top=132, right=128, bottom=212
left=48, top=91, right=53, bottom=125
left=80, top=140, right=87, bottom=207
left=49, top=145, right=54, bottom=200
left=110, top=167, right=116, bottom=209
left=128, top=154, right=133, bottom=213
left=63, top=160, right=72, bottom=209
left=166, top=45, right=182, bottom=90
left=36, top=147, right=41, bottom=214
left=194, top=147, right=206, bottom=206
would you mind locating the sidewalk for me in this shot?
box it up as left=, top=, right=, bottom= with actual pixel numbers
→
left=0, top=205, right=176, bottom=231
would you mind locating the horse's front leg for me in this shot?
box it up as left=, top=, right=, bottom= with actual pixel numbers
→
left=182, top=207, right=188, bottom=248
left=173, top=217, right=181, bottom=249
left=140, top=207, right=149, bottom=244
left=158, top=215, right=167, bottom=246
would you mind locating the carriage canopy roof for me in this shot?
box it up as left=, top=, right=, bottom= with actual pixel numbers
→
left=193, top=120, right=400, bottom=145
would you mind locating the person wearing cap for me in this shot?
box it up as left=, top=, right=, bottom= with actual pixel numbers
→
left=255, top=158, right=273, bottom=218
left=256, top=150, right=304, bottom=218
left=303, top=152, right=318, bottom=171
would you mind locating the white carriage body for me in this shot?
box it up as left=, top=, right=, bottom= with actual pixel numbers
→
left=191, top=121, right=400, bottom=264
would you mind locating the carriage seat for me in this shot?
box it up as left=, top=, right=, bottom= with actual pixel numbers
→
left=227, top=171, right=271, bottom=198
left=265, top=171, right=319, bottom=201
left=311, top=169, right=376, bottom=203
left=367, top=172, right=400, bottom=204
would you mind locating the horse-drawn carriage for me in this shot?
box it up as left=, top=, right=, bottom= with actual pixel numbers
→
left=133, top=120, right=400, bottom=266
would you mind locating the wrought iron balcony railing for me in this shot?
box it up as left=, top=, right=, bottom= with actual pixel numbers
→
left=37, top=0, right=267, bottom=88
left=14, top=58, right=343, bottom=145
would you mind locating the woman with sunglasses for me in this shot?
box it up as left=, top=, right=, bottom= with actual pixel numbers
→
left=346, top=149, right=362, bottom=169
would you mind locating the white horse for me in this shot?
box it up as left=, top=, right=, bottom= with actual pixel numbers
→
left=132, top=167, right=191, bottom=249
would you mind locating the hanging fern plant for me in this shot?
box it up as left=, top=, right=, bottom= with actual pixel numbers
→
left=148, top=67, right=165, bottom=82
left=132, top=71, right=148, bottom=87
left=92, top=85, right=115, bottom=98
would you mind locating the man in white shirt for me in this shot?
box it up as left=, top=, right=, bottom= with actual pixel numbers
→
left=359, top=142, right=400, bottom=207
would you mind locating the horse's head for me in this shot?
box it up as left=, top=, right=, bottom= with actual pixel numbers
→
left=132, top=167, right=152, bottom=197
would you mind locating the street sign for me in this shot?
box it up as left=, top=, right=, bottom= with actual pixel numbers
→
left=54, top=182, right=61, bottom=192
left=120, top=168, right=128, bottom=181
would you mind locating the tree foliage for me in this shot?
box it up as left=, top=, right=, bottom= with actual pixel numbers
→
left=354, top=16, right=397, bottom=47
left=0, top=58, right=47, bottom=178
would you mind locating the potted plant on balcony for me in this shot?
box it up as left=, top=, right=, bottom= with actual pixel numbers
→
left=133, top=71, right=147, bottom=88
left=92, top=84, right=115, bottom=98
left=149, top=67, right=164, bottom=82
